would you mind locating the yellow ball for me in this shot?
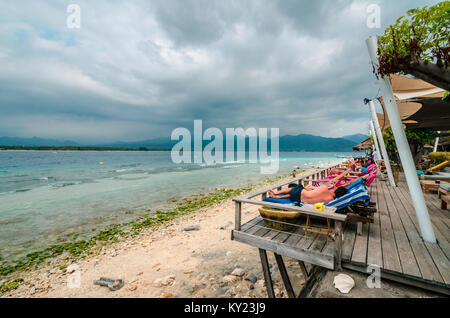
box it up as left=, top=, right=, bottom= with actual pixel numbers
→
left=99, top=162, right=104, bottom=165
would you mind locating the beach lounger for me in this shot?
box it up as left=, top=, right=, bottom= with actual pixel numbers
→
left=441, top=195, right=450, bottom=210
left=420, top=180, right=442, bottom=193
left=420, top=172, right=450, bottom=183
left=312, top=169, right=376, bottom=189
left=438, top=183, right=450, bottom=210
left=262, top=182, right=376, bottom=238
left=438, top=183, right=450, bottom=198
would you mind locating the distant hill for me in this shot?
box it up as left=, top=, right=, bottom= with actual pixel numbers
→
left=279, top=134, right=356, bottom=152
left=103, top=134, right=358, bottom=152
left=97, top=138, right=174, bottom=150
left=0, top=136, right=80, bottom=147
left=1, top=134, right=360, bottom=152
left=341, top=134, right=368, bottom=144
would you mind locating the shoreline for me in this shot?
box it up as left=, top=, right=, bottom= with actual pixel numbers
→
left=0, top=169, right=314, bottom=296
left=0, top=149, right=170, bottom=152
left=1, top=165, right=437, bottom=298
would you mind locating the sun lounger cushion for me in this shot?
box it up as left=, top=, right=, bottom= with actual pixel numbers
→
left=263, top=182, right=370, bottom=211
left=262, top=197, right=298, bottom=206
left=346, top=178, right=364, bottom=190
left=325, top=183, right=370, bottom=210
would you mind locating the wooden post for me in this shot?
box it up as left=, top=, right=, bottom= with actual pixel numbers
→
left=334, top=221, right=343, bottom=271
left=297, top=266, right=326, bottom=298
left=274, top=253, right=295, bottom=298
left=259, top=249, right=275, bottom=298
left=234, top=201, right=242, bottom=231
left=298, top=261, right=309, bottom=280
left=357, top=222, right=363, bottom=236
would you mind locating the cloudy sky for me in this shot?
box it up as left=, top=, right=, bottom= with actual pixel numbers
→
left=0, top=0, right=441, bottom=143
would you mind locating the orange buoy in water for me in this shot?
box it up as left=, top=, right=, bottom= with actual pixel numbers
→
left=99, top=162, right=104, bottom=165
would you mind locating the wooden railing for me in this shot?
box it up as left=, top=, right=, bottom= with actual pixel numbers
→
left=232, top=163, right=345, bottom=270
left=233, top=163, right=344, bottom=231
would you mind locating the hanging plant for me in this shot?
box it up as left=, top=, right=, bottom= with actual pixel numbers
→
left=377, top=1, right=450, bottom=90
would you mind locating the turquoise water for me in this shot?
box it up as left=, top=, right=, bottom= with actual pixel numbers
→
left=0, top=151, right=354, bottom=262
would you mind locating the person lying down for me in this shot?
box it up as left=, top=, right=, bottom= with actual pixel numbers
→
left=268, top=170, right=349, bottom=204
left=268, top=183, right=348, bottom=205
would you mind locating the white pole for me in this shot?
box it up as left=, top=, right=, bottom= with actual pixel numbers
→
left=433, top=131, right=440, bottom=152
left=369, top=120, right=380, bottom=158
left=369, top=119, right=386, bottom=180
left=366, top=36, right=436, bottom=243
left=368, top=101, right=396, bottom=187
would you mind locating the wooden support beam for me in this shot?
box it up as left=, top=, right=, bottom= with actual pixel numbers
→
left=334, top=221, right=343, bottom=271
left=298, top=261, right=309, bottom=280
left=274, top=253, right=295, bottom=298
left=234, top=201, right=242, bottom=231
left=259, top=249, right=275, bottom=298
left=297, top=266, right=326, bottom=298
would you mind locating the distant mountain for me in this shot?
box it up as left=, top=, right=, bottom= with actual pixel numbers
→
left=100, top=134, right=357, bottom=152
left=96, top=138, right=174, bottom=150
left=341, top=134, right=368, bottom=144
left=1, top=134, right=360, bottom=152
left=279, top=134, right=356, bottom=152
left=0, top=136, right=80, bottom=147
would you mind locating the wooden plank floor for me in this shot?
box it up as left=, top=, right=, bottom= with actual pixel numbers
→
left=233, top=176, right=450, bottom=295
left=340, top=177, right=449, bottom=294
left=233, top=214, right=336, bottom=270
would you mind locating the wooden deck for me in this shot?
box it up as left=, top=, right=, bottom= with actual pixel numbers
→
left=232, top=177, right=450, bottom=295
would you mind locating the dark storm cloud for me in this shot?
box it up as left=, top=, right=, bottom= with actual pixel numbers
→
left=0, top=0, right=442, bottom=143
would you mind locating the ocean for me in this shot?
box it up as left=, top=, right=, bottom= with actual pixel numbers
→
left=0, top=150, right=354, bottom=262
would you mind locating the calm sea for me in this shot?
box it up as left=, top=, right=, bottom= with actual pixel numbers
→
left=0, top=150, right=354, bottom=262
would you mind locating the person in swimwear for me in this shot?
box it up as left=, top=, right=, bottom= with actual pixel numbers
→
left=268, top=170, right=349, bottom=204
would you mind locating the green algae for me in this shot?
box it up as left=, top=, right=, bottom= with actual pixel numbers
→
left=0, top=278, right=23, bottom=292
left=0, top=172, right=298, bottom=293
left=0, top=184, right=257, bottom=278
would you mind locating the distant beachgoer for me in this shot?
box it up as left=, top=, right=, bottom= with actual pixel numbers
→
left=292, top=169, right=297, bottom=177
left=372, top=150, right=380, bottom=160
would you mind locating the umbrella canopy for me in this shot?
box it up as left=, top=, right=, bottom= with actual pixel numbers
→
left=376, top=75, right=449, bottom=131
left=390, top=74, right=445, bottom=100
left=353, top=138, right=372, bottom=151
